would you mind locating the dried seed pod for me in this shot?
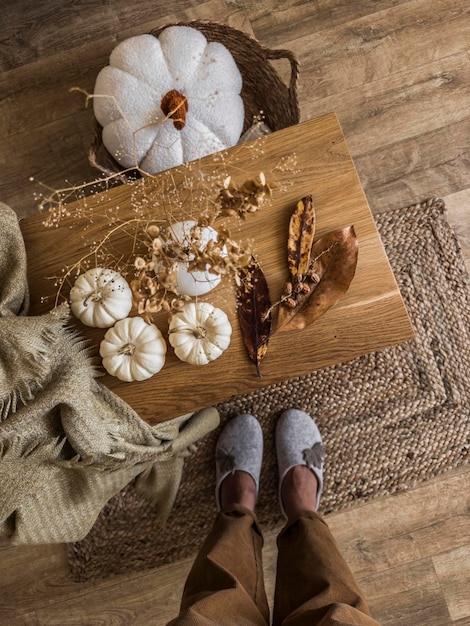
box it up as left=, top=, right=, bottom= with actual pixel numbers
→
left=152, top=237, right=163, bottom=253
left=277, top=226, right=359, bottom=331
left=146, top=299, right=162, bottom=313
left=134, top=256, right=146, bottom=270
left=147, top=225, right=160, bottom=238
left=298, top=282, right=311, bottom=294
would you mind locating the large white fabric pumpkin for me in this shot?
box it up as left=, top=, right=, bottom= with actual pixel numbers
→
left=100, top=316, right=167, bottom=382
left=70, top=267, right=133, bottom=328
left=168, top=302, right=232, bottom=365
left=93, top=26, right=244, bottom=174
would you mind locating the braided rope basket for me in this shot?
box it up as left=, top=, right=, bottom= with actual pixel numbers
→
left=88, top=20, right=300, bottom=179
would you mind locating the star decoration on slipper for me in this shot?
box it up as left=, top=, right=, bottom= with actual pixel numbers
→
left=303, top=442, right=324, bottom=469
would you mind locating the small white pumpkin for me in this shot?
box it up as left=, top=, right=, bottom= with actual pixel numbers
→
left=169, top=302, right=232, bottom=365
left=70, top=267, right=133, bottom=328
left=158, top=219, right=227, bottom=297
left=93, top=26, right=244, bottom=174
left=100, top=316, right=167, bottom=382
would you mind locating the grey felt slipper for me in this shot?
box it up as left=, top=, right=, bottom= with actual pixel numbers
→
left=215, top=413, right=263, bottom=510
left=276, top=408, right=325, bottom=517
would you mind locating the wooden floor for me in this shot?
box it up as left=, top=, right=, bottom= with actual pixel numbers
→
left=1, top=0, right=469, bottom=624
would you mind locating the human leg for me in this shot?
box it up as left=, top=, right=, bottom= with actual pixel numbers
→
left=272, top=409, right=379, bottom=626
left=167, top=414, right=269, bottom=625
left=274, top=510, right=379, bottom=625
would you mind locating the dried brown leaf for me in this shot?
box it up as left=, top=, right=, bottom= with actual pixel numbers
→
left=277, top=226, right=359, bottom=331
left=287, top=195, right=316, bottom=283
left=237, top=258, right=272, bottom=377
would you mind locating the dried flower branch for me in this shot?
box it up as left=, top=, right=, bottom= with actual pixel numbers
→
left=129, top=173, right=276, bottom=321
left=216, top=172, right=274, bottom=220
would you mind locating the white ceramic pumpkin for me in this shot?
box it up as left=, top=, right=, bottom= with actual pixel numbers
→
left=168, top=302, right=232, bottom=365
left=93, top=26, right=244, bottom=174
left=70, top=267, right=133, bottom=328
left=100, top=316, right=167, bottom=382
left=158, top=219, right=227, bottom=297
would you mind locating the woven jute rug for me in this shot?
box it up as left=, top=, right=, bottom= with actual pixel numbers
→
left=68, top=197, right=470, bottom=581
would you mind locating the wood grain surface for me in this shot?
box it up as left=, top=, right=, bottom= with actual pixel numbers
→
left=20, top=114, right=414, bottom=423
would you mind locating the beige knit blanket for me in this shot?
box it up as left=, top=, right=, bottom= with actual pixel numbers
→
left=0, top=202, right=220, bottom=544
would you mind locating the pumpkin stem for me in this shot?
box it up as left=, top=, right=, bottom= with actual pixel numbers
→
left=161, top=89, right=188, bottom=130
left=119, top=343, right=136, bottom=356
left=193, top=325, right=207, bottom=339
left=83, top=291, right=103, bottom=307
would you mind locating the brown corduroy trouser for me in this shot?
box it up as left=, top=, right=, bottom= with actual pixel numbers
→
left=167, top=505, right=380, bottom=625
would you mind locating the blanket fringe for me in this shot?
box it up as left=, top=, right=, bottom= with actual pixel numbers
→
left=0, top=305, right=102, bottom=420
